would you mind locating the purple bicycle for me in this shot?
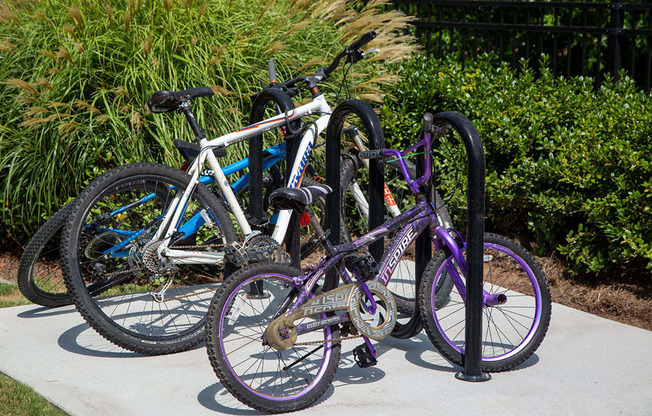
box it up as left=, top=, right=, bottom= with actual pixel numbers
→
left=205, top=113, right=552, bottom=413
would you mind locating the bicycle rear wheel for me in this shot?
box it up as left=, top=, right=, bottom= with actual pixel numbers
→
left=205, top=262, right=340, bottom=413
left=61, top=163, right=236, bottom=355
left=419, top=233, right=551, bottom=372
left=17, top=203, right=72, bottom=307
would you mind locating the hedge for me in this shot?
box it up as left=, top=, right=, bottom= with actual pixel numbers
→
left=380, top=54, right=652, bottom=277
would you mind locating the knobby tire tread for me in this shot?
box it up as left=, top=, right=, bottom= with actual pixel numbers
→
left=61, top=163, right=237, bottom=355
left=18, top=203, right=73, bottom=307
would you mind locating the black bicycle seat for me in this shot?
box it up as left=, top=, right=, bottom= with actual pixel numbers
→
left=147, top=87, right=214, bottom=113
left=269, top=185, right=332, bottom=212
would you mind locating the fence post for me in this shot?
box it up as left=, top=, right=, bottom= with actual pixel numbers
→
left=607, top=0, right=625, bottom=80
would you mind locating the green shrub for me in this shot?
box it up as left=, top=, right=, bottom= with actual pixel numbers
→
left=381, top=53, right=652, bottom=277
left=0, top=0, right=414, bottom=241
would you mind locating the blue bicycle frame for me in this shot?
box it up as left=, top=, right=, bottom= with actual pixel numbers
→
left=96, top=142, right=288, bottom=257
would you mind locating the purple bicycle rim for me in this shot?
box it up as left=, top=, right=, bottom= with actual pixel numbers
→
left=219, top=273, right=333, bottom=401
left=431, top=243, right=542, bottom=361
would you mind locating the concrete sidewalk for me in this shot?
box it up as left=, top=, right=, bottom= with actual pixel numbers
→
left=1, top=302, right=651, bottom=416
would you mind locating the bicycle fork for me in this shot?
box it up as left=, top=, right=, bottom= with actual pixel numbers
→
left=432, top=226, right=506, bottom=307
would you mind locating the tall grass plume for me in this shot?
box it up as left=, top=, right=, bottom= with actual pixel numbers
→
left=0, top=0, right=415, bottom=241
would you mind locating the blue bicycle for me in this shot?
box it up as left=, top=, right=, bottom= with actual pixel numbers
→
left=17, top=136, right=322, bottom=308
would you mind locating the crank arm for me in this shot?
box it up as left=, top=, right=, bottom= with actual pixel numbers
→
left=87, top=270, right=137, bottom=297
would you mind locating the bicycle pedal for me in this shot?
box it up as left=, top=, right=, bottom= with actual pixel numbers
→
left=245, top=213, right=270, bottom=229
left=353, top=343, right=377, bottom=368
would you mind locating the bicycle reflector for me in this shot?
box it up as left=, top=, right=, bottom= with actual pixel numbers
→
left=300, top=212, right=311, bottom=226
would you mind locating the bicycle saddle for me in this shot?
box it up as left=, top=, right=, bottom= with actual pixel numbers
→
left=147, top=87, right=214, bottom=113
left=269, top=185, right=332, bottom=212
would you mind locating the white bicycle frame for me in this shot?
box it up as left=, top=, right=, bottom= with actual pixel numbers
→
left=347, top=131, right=401, bottom=219
left=155, top=94, right=332, bottom=265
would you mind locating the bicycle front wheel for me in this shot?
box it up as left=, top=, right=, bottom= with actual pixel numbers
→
left=419, top=233, right=551, bottom=372
left=61, top=163, right=236, bottom=355
left=206, top=263, right=341, bottom=413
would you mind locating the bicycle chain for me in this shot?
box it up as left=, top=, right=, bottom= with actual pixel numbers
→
left=91, top=242, right=228, bottom=302
left=165, top=243, right=227, bottom=250
left=98, top=243, right=226, bottom=277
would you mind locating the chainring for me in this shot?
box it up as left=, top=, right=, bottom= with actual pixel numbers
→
left=348, top=280, right=397, bottom=340
left=246, top=235, right=291, bottom=264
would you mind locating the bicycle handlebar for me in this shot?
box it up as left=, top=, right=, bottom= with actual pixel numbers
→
left=323, top=31, right=376, bottom=78
left=261, top=31, right=377, bottom=96
left=349, top=31, right=377, bottom=55
left=268, top=60, right=278, bottom=84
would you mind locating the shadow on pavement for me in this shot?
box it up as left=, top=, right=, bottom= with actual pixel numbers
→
left=197, top=381, right=336, bottom=415
left=18, top=305, right=79, bottom=319
left=57, top=321, right=143, bottom=358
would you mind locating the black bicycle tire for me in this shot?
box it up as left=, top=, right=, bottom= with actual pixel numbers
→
left=205, top=262, right=341, bottom=413
left=61, top=163, right=237, bottom=355
left=17, top=203, right=73, bottom=307
left=419, top=233, right=552, bottom=372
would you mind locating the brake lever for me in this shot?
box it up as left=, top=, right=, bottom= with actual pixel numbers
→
left=362, top=48, right=381, bottom=58
left=346, top=49, right=365, bottom=65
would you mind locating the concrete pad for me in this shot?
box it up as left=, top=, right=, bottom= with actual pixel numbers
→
left=1, top=302, right=651, bottom=416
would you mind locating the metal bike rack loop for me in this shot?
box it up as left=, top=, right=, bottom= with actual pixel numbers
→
left=324, top=100, right=385, bottom=263
left=249, top=88, right=301, bottom=266
left=432, top=111, right=489, bottom=382
left=323, top=100, right=488, bottom=381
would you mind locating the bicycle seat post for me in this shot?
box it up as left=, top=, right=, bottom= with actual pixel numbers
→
left=304, top=207, right=336, bottom=256
left=179, top=101, right=206, bottom=142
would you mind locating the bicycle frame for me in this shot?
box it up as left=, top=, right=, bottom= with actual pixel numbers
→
left=278, top=198, right=466, bottom=337
left=269, top=131, right=470, bottom=337
left=157, top=94, right=332, bottom=264
left=92, top=141, right=287, bottom=258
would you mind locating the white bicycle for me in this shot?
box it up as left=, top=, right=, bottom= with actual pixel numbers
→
left=59, top=32, right=383, bottom=355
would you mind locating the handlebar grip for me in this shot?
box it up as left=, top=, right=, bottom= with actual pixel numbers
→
left=268, top=60, right=277, bottom=84
left=358, top=149, right=384, bottom=160
left=320, top=31, right=378, bottom=80
left=349, top=31, right=377, bottom=51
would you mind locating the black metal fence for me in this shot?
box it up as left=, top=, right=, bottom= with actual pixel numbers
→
left=390, top=1, right=652, bottom=92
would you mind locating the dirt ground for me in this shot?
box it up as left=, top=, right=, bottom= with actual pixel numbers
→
left=1, top=250, right=650, bottom=331
left=538, top=255, right=652, bottom=331
left=0, top=252, right=20, bottom=284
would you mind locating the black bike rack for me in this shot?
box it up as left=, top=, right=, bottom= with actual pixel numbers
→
left=431, top=111, right=489, bottom=382
left=249, top=88, right=301, bottom=267
left=324, top=100, right=385, bottom=261
left=326, top=105, right=488, bottom=381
